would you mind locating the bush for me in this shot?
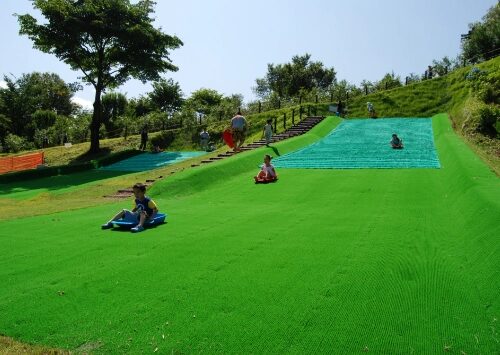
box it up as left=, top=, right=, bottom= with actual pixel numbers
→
left=467, top=67, right=500, bottom=104
left=477, top=105, right=500, bottom=135
left=3, top=133, right=34, bottom=153
left=150, top=130, right=176, bottom=149
left=462, top=97, right=499, bottom=136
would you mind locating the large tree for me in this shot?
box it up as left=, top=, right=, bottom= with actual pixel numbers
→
left=254, top=54, right=336, bottom=100
left=18, top=0, right=183, bottom=153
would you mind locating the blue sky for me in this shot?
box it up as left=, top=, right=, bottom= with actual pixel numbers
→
left=0, top=0, right=496, bottom=109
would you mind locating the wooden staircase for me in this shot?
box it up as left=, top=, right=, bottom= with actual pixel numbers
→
left=196, top=116, right=325, bottom=165
left=105, top=116, right=325, bottom=198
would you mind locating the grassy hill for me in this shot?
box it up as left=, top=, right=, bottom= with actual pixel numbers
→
left=2, top=56, right=497, bottom=174
left=0, top=115, right=499, bottom=353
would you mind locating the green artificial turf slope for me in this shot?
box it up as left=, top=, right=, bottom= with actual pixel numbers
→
left=0, top=115, right=498, bottom=354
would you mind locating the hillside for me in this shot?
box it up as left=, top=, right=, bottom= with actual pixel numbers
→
left=0, top=115, right=499, bottom=353
left=343, top=56, right=499, bottom=173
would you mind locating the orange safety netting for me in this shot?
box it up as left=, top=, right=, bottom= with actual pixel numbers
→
left=0, top=152, right=44, bottom=174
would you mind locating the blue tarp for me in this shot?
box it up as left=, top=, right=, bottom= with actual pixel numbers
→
left=100, top=151, right=206, bottom=172
left=273, top=118, right=440, bottom=169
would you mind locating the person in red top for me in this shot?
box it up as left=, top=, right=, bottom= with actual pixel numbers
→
left=102, top=183, right=158, bottom=233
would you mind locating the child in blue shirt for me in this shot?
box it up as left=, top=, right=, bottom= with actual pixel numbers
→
left=102, top=183, right=158, bottom=232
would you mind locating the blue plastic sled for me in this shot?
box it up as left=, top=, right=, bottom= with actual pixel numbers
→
left=112, top=213, right=167, bottom=229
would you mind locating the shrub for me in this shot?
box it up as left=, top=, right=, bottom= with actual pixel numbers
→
left=150, top=130, right=176, bottom=149
left=3, top=133, right=34, bottom=153
left=461, top=97, right=499, bottom=136
left=477, top=105, right=499, bottom=136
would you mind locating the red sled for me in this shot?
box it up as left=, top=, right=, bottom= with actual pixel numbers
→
left=254, top=175, right=278, bottom=184
left=223, top=129, right=234, bottom=148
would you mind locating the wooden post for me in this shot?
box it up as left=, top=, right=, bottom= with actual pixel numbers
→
left=274, top=117, right=278, bottom=133
left=292, top=108, right=295, bottom=125
left=283, top=112, right=287, bottom=129
left=258, top=101, right=262, bottom=113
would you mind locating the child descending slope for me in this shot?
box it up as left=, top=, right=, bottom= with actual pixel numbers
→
left=102, top=183, right=159, bottom=233
left=390, top=133, right=403, bottom=149
left=254, top=154, right=278, bottom=183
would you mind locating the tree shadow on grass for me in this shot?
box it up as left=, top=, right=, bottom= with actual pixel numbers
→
left=0, top=169, right=133, bottom=197
left=69, top=147, right=112, bottom=164
left=270, top=146, right=281, bottom=156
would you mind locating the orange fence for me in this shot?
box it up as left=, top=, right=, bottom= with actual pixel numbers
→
left=0, top=152, right=44, bottom=174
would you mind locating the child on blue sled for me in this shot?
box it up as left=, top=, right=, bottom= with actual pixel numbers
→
left=390, top=134, right=403, bottom=149
left=102, top=183, right=159, bottom=233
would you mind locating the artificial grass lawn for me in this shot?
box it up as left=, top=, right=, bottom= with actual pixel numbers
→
left=0, top=115, right=498, bottom=353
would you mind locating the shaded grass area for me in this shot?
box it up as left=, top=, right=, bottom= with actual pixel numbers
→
left=0, top=170, right=131, bottom=200
left=0, top=115, right=498, bottom=353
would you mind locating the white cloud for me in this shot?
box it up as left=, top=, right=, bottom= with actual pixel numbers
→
left=0, top=80, right=7, bottom=89
left=72, top=96, right=94, bottom=111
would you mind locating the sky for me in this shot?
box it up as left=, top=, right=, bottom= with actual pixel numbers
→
left=0, top=0, right=497, bottom=110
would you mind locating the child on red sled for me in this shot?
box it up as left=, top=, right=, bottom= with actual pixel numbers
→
left=254, top=154, right=278, bottom=183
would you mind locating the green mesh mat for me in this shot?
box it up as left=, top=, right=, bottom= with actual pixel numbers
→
left=100, top=151, right=206, bottom=172
left=273, top=118, right=440, bottom=169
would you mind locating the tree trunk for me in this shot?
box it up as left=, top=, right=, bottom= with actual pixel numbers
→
left=90, top=87, right=103, bottom=153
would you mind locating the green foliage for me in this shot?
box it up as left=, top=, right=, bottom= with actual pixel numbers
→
left=462, top=3, right=500, bottom=63
left=406, top=73, right=421, bottom=85
left=148, top=78, right=184, bottom=114
left=0, top=72, right=77, bottom=139
left=69, top=111, right=92, bottom=143
left=375, top=72, right=403, bottom=91
left=432, top=56, right=453, bottom=76
left=466, top=67, right=500, bottom=104
left=32, top=109, right=57, bottom=130
left=477, top=104, right=500, bottom=135
left=150, top=130, right=176, bottom=149
left=18, top=0, right=183, bottom=153
left=3, top=133, right=34, bottom=153
left=0, top=113, right=11, bottom=140
left=128, top=96, right=154, bottom=118
left=102, top=92, right=128, bottom=137
left=461, top=97, right=499, bottom=136
left=185, top=88, right=223, bottom=115
left=254, top=53, right=336, bottom=100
